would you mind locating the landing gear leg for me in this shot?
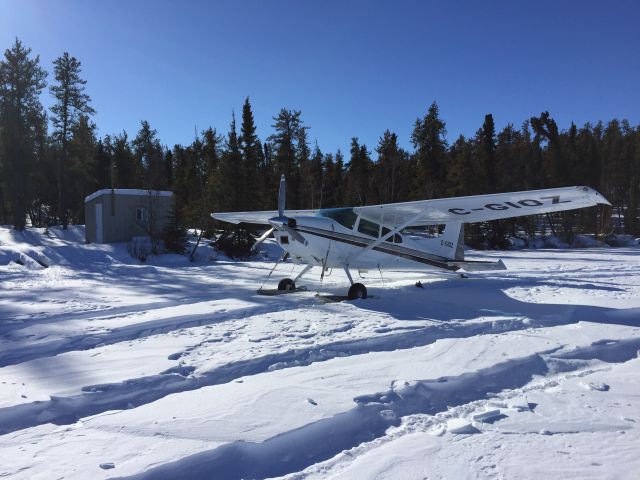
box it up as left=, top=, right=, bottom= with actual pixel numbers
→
left=343, top=266, right=354, bottom=285
left=344, top=266, right=367, bottom=300
left=294, top=264, right=312, bottom=283
left=259, top=252, right=289, bottom=292
left=277, top=264, right=312, bottom=292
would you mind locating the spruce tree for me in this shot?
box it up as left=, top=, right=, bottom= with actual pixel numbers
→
left=446, top=135, right=475, bottom=196
left=295, top=124, right=312, bottom=208
left=411, top=101, right=448, bottom=199
left=132, top=120, right=166, bottom=190
left=50, top=52, right=94, bottom=227
left=478, top=114, right=496, bottom=192
left=111, top=132, right=138, bottom=188
left=94, top=138, right=112, bottom=190
left=260, top=141, right=277, bottom=207
left=334, top=149, right=345, bottom=206
left=202, top=127, right=222, bottom=233
left=239, top=97, right=263, bottom=210
left=268, top=109, right=304, bottom=208
left=345, top=138, right=372, bottom=206
left=375, top=130, right=402, bottom=203
left=164, top=149, right=174, bottom=190
left=215, top=113, right=242, bottom=212
left=0, top=39, right=47, bottom=230
left=310, top=143, right=324, bottom=208
left=67, top=115, right=97, bottom=222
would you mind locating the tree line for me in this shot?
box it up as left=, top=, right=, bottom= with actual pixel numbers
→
left=1, top=38, right=638, bottom=247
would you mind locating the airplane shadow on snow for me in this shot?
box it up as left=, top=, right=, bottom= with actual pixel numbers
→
left=360, top=275, right=638, bottom=327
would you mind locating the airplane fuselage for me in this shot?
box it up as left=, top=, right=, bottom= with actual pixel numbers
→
left=271, top=210, right=461, bottom=273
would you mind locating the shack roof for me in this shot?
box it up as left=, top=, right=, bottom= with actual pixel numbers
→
left=84, top=189, right=173, bottom=203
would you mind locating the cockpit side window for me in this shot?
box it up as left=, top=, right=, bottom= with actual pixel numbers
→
left=402, top=224, right=445, bottom=238
left=357, top=218, right=381, bottom=237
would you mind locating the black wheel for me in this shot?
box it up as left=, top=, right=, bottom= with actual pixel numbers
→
left=347, top=283, right=367, bottom=300
left=278, top=278, right=296, bottom=291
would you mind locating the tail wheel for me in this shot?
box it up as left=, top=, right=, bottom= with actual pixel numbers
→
left=347, top=283, right=367, bottom=300
left=278, top=278, right=296, bottom=291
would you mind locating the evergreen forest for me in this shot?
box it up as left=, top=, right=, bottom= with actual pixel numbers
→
left=1, top=39, right=638, bottom=248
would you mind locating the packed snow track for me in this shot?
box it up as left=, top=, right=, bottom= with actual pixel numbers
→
left=1, top=226, right=639, bottom=479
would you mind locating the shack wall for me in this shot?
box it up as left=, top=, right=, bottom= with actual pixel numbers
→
left=84, top=191, right=173, bottom=244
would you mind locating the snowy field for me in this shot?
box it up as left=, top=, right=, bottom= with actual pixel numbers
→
left=1, top=226, right=639, bottom=479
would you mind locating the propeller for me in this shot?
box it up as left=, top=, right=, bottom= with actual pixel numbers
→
left=269, top=174, right=307, bottom=245
left=250, top=226, right=275, bottom=252
left=252, top=174, right=287, bottom=252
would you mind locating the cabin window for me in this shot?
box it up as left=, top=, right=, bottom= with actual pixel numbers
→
left=357, top=218, right=381, bottom=238
left=381, top=227, right=403, bottom=243
left=136, top=207, right=147, bottom=223
left=402, top=224, right=445, bottom=238
left=317, top=208, right=358, bottom=229
left=280, top=235, right=289, bottom=244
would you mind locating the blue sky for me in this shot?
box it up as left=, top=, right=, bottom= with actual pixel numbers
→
left=1, top=0, right=638, bottom=155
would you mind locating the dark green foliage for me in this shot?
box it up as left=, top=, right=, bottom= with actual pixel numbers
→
left=411, top=102, right=448, bottom=199
left=112, top=132, right=140, bottom=187
left=321, top=152, right=344, bottom=208
left=372, top=130, right=404, bottom=204
left=133, top=120, right=166, bottom=190
left=345, top=138, right=372, bottom=206
left=50, top=51, right=94, bottom=228
left=477, top=114, right=496, bottom=192
left=239, top=97, right=263, bottom=210
left=446, top=135, right=476, bottom=196
left=0, top=38, right=47, bottom=230
left=162, top=200, right=187, bottom=254
left=267, top=109, right=307, bottom=207
left=216, top=113, right=242, bottom=212
left=66, top=115, right=97, bottom=223
left=214, top=228, right=255, bottom=258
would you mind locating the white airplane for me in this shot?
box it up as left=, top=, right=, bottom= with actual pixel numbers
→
left=213, top=176, right=610, bottom=299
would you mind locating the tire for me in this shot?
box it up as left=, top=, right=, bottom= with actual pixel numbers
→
left=278, top=278, right=296, bottom=291
left=347, top=283, right=367, bottom=300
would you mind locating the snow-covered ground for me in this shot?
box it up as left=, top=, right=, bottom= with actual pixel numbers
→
left=1, top=226, right=639, bottom=479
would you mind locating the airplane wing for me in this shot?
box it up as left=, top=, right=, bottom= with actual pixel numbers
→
left=212, top=209, right=318, bottom=225
left=354, top=186, right=610, bottom=227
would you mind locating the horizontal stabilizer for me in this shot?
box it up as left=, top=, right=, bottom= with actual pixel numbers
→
left=447, top=259, right=507, bottom=272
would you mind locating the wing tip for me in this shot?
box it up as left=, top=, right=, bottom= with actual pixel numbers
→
left=577, top=186, right=611, bottom=206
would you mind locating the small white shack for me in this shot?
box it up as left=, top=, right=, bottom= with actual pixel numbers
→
left=84, top=189, right=174, bottom=244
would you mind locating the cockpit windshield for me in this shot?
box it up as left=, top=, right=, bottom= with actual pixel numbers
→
left=316, top=208, right=358, bottom=229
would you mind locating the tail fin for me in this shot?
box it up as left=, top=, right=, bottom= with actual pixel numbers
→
left=426, top=222, right=464, bottom=260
